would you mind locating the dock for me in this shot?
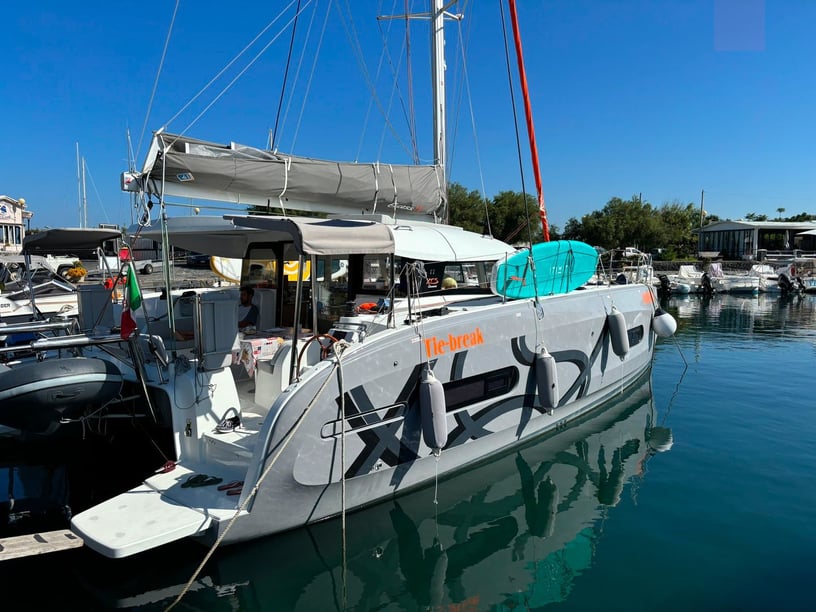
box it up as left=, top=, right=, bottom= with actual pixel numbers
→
left=0, top=529, right=83, bottom=561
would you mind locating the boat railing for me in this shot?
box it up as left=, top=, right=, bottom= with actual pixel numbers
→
left=0, top=332, right=124, bottom=355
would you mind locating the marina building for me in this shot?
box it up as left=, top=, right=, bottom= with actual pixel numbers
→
left=694, top=220, right=816, bottom=261
left=0, top=196, right=32, bottom=255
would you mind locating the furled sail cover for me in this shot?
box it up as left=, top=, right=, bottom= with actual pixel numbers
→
left=123, top=132, right=446, bottom=221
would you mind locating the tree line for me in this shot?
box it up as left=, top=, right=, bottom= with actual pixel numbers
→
left=448, top=183, right=815, bottom=259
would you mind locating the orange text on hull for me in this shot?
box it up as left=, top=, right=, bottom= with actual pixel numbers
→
left=425, top=327, right=485, bottom=358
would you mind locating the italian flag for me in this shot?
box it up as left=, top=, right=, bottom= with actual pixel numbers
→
left=120, top=263, right=142, bottom=339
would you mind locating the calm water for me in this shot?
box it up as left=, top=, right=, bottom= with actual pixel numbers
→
left=2, top=292, right=815, bottom=611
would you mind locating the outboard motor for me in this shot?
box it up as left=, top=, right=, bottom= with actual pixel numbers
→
left=657, top=274, right=672, bottom=295
left=794, top=276, right=806, bottom=292
left=701, top=272, right=714, bottom=295
left=778, top=273, right=794, bottom=293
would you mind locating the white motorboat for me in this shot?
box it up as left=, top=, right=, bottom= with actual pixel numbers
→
left=705, top=262, right=760, bottom=294
left=70, top=2, right=676, bottom=559
left=0, top=227, right=125, bottom=325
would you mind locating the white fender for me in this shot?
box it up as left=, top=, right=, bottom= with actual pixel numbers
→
left=535, top=348, right=559, bottom=410
left=420, top=367, right=448, bottom=450
left=652, top=307, right=677, bottom=338
left=607, top=306, right=629, bottom=357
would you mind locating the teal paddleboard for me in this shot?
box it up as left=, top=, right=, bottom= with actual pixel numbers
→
left=491, top=240, right=599, bottom=299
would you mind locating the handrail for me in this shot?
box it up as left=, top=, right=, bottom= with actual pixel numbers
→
left=0, top=333, right=124, bottom=355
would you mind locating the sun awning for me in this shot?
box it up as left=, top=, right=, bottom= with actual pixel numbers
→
left=131, top=214, right=514, bottom=262
left=23, top=228, right=122, bottom=254
left=388, top=222, right=516, bottom=262
left=127, top=217, right=263, bottom=259
left=226, top=215, right=395, bottom=255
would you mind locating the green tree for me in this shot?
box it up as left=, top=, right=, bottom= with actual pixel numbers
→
left=447, top=182, right=489, bottom=234
left=568, top=195, right=663, bottom=251
left=785, top=212, right=816, bottom=222
left=490, top=190, right=547, bottom=245
left=658, top=200, right=699, bottom=256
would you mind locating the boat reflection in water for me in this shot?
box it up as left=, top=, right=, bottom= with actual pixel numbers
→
left=661, top=292, right=816, bottom=341
left=79, top=371, right=671, bottom=610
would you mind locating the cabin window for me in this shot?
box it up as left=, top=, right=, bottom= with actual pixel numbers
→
left=241, top=247, right=280, bottom=290
left=396, top=259, right=494, bottom=295
left=314, top=255, right=350, bottom=332
left=361, top=254, right=390, bottom=291
left=443, top=366, right=519, bottom=411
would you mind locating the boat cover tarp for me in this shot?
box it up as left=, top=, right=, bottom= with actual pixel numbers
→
left=23, top=228, right=122, bottom=254
left=127, top=132, right=446, bottom=220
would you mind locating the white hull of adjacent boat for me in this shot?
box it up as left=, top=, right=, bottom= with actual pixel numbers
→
left=0, top=293, right=78, bottom=324
left=72, top=283, right=659, bottom=557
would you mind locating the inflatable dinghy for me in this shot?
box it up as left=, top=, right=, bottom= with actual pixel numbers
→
left=0, top=357, right=123, bottom=435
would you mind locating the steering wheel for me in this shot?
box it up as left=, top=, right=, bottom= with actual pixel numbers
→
left=296, top=333, right=340, bottom=372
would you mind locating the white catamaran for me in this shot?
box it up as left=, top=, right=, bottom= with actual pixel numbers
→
left=71, top=2, right=676, bottom=558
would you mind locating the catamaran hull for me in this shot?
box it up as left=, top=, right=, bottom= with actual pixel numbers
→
left=230, top=287, right=654, bottom=539
left=71, top=284, right=659, bottom=557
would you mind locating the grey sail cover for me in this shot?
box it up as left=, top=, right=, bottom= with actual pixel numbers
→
left=125, top=133, right=446, bottom=221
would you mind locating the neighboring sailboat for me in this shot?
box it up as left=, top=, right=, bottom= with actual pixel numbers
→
left=71, top=2, right=675, bottom=560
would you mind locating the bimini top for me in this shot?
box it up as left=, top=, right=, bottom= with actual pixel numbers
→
left=23, top=228, right=122, bottom=255
left=229, top=214, right=516, bottom=262
left=130, top=214, right=515, bottom=263
left=129, top=215, right=394, bottom=259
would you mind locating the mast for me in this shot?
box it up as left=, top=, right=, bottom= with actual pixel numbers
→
left=431, top=0, right=446, bottom=189
left=82, top=157, right=88, bottom=229
left=698, top=189, right=705, bottom=255
left=507, top=0, right=550, bottom=241
left=76, top=142, right=89, bottom=228
left=76, top=142, right=83, bottom=228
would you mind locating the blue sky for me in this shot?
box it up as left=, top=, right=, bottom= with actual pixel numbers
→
left=2, top=0, right=814, bottom=233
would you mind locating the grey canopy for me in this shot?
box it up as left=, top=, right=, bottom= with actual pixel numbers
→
left=129, top=215, right=394, bottom=259
left=131, top=214, right=514, bottom=262
left=23, top=228, right=122, bottom=254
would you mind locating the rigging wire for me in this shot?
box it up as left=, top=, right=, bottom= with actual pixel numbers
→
left=288, top=1, right=333, bottom=152
left=270, top=0, right=304, bottom=151
left=374, top=13, right=410, bottom=162
left=337, top=1, right=415, bottom=159
left=403, top=1, right=420, bottom=163
left=81, top=162, right=112, bottom=224
left=507, top=0, right=550, bottom=242
left=177, top=5, right=311, bottom=141
left=276, top=0, right=323, bottom=152
left=498, top=1, right=534, bottom=249
left=162, top=1, right=306, bottom=141
left=370, top=2, right=412, bottom=162
left=136, top=0, right=180, bottom=161
left=452, top=7, right=493, bottom=237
